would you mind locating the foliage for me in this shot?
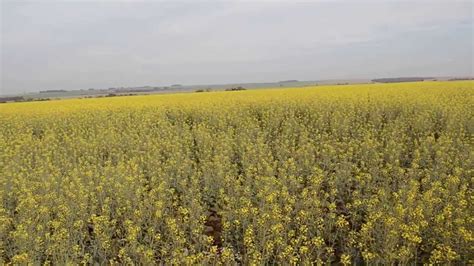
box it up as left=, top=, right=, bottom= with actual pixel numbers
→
left=0, top=81, right=473, bottom=264
left=225, top=86, right=246, bottom=91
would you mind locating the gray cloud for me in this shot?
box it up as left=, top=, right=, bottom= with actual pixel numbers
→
left=1, top=0, right=472, bottom=94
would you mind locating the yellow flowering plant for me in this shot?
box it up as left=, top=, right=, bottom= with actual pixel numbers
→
left=0, top=81, right=472, bottom=264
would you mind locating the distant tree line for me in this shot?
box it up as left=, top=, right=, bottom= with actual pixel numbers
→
left=195, top=89, right=212, bottom=93
left=225, top=86, right=246, bottom=91
left=39, top=89, right=67, bottom=93
left=372, top=77, right=432, bottom=83
left=448, top=77, right=473, bottom=81
left=0, top=96, right=51, bottom=103
left=196, top=87, right=246, bottom=93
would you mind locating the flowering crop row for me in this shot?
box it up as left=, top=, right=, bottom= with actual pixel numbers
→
left=0, top=81, right=472, bottom=264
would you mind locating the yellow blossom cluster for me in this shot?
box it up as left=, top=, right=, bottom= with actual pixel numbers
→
left=0, top=81, right=472, bottom=264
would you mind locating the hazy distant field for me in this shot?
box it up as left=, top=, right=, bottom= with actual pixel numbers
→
left=0, top=81, right=472, bottom=264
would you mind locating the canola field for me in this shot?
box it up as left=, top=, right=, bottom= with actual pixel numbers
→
left=0, top=81, right=473, bottom=264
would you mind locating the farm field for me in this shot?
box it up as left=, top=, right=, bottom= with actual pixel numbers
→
left=0, top=81, right=473, bottom=264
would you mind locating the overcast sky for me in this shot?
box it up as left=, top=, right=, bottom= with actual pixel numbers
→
left=1, top=0, right=472, bottom=94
